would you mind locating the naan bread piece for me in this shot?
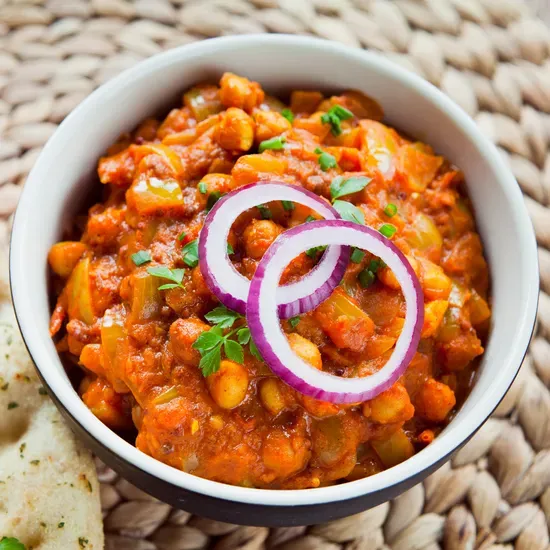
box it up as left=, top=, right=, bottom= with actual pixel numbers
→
left=0, top=313, right=104, bottom=550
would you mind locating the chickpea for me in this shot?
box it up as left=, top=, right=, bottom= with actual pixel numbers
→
left=196, top=173, right=235, bottom=206
left=207, top=360, right=249, bottom=409
left=254, top=110, right=291, bottom=143
left=219, top=72, right=264, bottom=113
left=367, top=382, right=414, bottom=424
left=169, top=318, right=210, bottom=367
left=215, top=107, right=255, bottom=152
left=416, top=378, right=456, bottom=422
left=262, top=429, right=309, bottom=479
left=259, top=378, right=287, bottom=415
left=418, top=257, right=452, bottom=301
left=287, top=333, right=322, bottom=370
left=48, top=241, right=88, bottom=278
left=378, top=255, right=418, bottom=290
left=243, top=219, right=282, bottom=259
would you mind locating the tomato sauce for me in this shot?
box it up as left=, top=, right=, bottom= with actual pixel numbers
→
left=48, top=73, right=490, bottom=488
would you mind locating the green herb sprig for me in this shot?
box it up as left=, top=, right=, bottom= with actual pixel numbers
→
left=193, top=306, right=262, bottom=376
left=131, top=250, right=151, bottom=266
left=330, top=176, right=370, bottom=200
left=314, top=147, right=338, bottom=171
left=320, top=105, right=353, bottom=136
left=181, top=239, right=199, bottom=268
left=147, top=266, right=185, bottom=290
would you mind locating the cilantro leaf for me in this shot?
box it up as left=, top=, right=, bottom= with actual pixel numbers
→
left=330, top=176, right=370, bottom=200
left=204, top=306, right=242, bottom=329
left=289, top=316, right=301, bottom=328
left=227, top=242, right=234, bottom=255
left=157, top=283, right=183, bottom=290
left=237, top=327, right=251, bottom=345
left=193, top=326, right=224, bottom=352
left=314, top=147, right=338, bottom=171
left=333, top=200, right=365, bottom=225
left=0, top=538, right=26, bottom=550
left=181, top=239, right=199, bottom=268
left=131, top=250, right=151, bottom=266
left=147, top=266, right=184, bottom=288
left=224, top=339, right=244, bottom=364
left=199, top=346, right=222, bottom=377
left=249, top=339, right=262, bottom=361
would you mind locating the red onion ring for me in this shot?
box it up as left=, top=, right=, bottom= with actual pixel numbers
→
left=198, top=182, right=349, bottom=318
left=246, top=220, right=424, bottom=404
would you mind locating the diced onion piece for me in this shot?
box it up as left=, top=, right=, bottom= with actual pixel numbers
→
left=247, top=220, right=423, bottom=404
left=199, top=182, right=349, bottom=318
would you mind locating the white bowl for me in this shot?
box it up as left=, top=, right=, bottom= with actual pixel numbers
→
left=10, top=35, right=539, bottom=526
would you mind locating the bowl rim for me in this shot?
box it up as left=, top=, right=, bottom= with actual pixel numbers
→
left=10, top=33, right=539, bottom=507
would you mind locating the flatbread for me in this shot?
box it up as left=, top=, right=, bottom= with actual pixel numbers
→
left=0, top=307, right=104, bottom=550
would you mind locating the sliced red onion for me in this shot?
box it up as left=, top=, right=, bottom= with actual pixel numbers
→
left=247, top=220, right=424, bottom=404
left=198, top=182, right=349, bottom=318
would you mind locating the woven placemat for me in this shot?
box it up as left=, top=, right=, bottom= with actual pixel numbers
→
left=1, top=0, right=550, bottom=548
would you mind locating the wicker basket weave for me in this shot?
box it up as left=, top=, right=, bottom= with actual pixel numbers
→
left=1, top=1, right=550, bottom=548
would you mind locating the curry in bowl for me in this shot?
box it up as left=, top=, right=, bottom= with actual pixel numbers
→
left=48, top=73, right=490, bottom=489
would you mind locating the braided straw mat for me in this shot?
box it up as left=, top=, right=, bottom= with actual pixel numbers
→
left=2, top=0, right=550, bottom=549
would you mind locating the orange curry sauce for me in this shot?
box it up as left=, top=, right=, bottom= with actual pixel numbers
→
left=48, top=73, right=490, bottom=489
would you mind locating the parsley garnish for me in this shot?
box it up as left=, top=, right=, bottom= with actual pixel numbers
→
left=131, top=250, right=151, bottom=266
left=259, top=135, right=286, bottom=153
left=193, top=307, right=262, bottom=376
left=282, top=200, right=295, bottom=211
left=281, top=108, right=294, bottom=123
left=38, top=387, right=47, bottom=396
left=204, top=306, right=241, bottom=328
left=321, top=105, right=353, bottom=136
left=198, top=181, right=207, bottom=194
left=7, top=402, right=18, bottom=410
left=181, top=239, right=199, bottom=268
left=177, top=231, right=186, bottom=242
left=333, top=200, right=365, bottom=225
left=305, top=215, right=317, bottom=223
left=227, top=242, right=234, bottom=255
left=58, top=522, right=65, bottom=528
left=330, top=176, right=370, bottom=200
left=289, top=316, right=301, bottom=328
left=257, top=204, right=272, bottom=219
left=314, top=147, right=338, bottom=171
left=78, top=538, right=88, bottom=548
left=0, top=537, right=26, bottom=550
left=146, top=266, right=185, bottom=290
